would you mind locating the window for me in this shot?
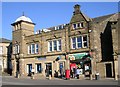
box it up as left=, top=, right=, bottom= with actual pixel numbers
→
left=57, top=40, right=61, bottom=51
left=48, top=39, right=62, bottom=52
left=71, top=35, right=88, bottom=49
left=14, top=44, right=20, bottom=54
left=28, top=44, right=39, bottom=54
left=31, top=44, right=35, bottom=54
left=0, top=46, right=3, bottom=54
left=80, top=22, right=84, bottom=28
left=35, top=44, right=39, bottom=54
left=48, top=41, right=52, bottom=52
left=73, top=24, right=77, bottom=29
left=77, top=36, right=82, bottom=48
left=35, top=63, right=42, bottom=73
left=83, top=35, right=88, bottom=48
left=77, top=23, right=80, bottom=28
left=28, top=45, right=31, bottom=54
left=73, top=22, right=84, bottom=29
left=72, top=37, right=76, bottom=49
left=53, top=40, right=57, bottom=50
left=27, top=64, right=32, bottom=74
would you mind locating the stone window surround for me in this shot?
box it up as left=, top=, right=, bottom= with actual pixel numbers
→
left=28, top=43, right=39, bottom=54
left=71, top=35, right=88, bottom=49
left=48, top=39, right=62, bottom=52
left=72, top=22, right=84, bottom=29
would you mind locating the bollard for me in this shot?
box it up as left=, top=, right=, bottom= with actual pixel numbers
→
left=49, top=75, right=51, bottom=80
left=90, top=74, right=92, bottom=80
left=31, top=73, right=34, bottom=79
left=114, top=74, right=118, bottom=80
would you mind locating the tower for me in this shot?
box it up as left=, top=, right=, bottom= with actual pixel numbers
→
left=11, top=14, right=35, bottom=76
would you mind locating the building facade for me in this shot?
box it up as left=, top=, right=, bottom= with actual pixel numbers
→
left=0, top=38, right=12, bottom=74
left=11, top=4, right=119, bottom=79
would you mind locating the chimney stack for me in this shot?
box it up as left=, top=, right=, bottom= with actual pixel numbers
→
left=74, top=4, right=80, bottom=15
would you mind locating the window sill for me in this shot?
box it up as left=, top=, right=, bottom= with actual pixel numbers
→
left=71, top=47, right=88, bottom=50
left=47, top=50, right=62, bottom=53
left=27, top=53, right=39, bottom=55
left=72, top=27, right=85, bottom=30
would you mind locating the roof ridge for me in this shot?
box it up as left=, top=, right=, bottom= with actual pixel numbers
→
left=92, top=13, right=115, bottom=19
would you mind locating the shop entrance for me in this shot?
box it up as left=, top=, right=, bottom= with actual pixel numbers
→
left=45, top=63, right=52, bottom=77
left=106, top=63, right=112, bottom=77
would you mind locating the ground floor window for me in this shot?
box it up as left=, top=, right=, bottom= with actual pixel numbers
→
left=35, top=63, right=42, bottom=73
left=27, top=64, right=32, bottom=75
left=70, top=60, right=91, bottom=78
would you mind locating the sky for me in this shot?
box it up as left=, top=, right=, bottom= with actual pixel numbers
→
left=2, top=2, right=118, bottom=40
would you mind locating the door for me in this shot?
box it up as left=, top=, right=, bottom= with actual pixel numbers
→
left=106, top=63, right=112, bottom=77
left=45, top=63, right=52, bottom=77
left=27, top=64, right=32, bottom=76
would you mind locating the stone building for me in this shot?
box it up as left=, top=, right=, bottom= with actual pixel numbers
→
left=0, top=38, right=12, bottom=74
left=11, top=4, right=119, bottom=80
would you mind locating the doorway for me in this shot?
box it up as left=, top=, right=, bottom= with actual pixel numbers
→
left=45, top=63, right=52, bottom=77
left=106, top=63, right=112, bottom=77
left=27, top=64, right=32, bottom=76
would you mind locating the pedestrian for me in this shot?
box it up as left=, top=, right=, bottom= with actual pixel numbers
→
left=76, top=68, right=80, bottom=79
left=60, top=68, right=63, bottom=78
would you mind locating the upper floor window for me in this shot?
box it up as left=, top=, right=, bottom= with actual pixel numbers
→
left=57, top=40, right=61, bottom=51
left=72, top=37, right=76, bottom=49
left=53, top=40, right=57, bottom=51
left=35, top=44, right=39, bottom=54
left=48, top=39, right=62, bottom=52
left=28, top=43, right=39, bottom=54
left=0, top=46, right=3, bottom=54
left=71, top=35, right=88, bottom=49
left=73, top=22, right=84, bottom=29
left=13, top=44, right=20, bottom=54
left=31, top=44, right=35, bottom=54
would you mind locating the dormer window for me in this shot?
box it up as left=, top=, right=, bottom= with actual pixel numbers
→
left=73, top=22, right=84, bottom=29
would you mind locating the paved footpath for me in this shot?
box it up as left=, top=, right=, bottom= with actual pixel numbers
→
left=1, top=76, right=118, bottom=86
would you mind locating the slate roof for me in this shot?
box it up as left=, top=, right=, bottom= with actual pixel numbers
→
left=92, top=13, right=115, bottom=23
left=0, top=38, right=11, bottom=43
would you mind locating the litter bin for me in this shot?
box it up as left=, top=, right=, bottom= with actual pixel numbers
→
left=65, top=69, right=70, bottom=80
left=95, top=73, right=99, bottom=80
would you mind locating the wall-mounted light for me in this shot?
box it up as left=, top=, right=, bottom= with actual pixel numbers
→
left=89, top=30, right=92, bottom=33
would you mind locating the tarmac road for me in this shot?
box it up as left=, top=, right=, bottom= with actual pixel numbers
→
left=1, top=76, right=118, bottom=86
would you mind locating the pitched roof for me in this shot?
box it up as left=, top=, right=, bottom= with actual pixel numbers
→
left=81, top=12, right=92, bottom=21
left=92, top=13, right=115, bottom=23
left=0, top=38, right=11, bottom=43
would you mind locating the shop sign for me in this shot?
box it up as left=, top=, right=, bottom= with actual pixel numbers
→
left=68, top=53, right=88, bottom=60
left=69, top=55, right=75, bottom=60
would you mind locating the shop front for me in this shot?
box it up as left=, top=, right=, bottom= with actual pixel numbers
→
left=68, top=52, right=92, bottom=78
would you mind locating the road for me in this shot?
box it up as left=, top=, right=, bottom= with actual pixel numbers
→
left=1, top=76, right=118, bottom=86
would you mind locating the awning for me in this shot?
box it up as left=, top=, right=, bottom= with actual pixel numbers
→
left=68, top=53, right=91, bottom=61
